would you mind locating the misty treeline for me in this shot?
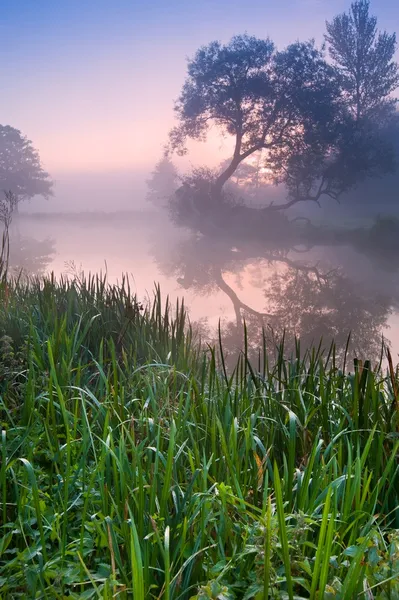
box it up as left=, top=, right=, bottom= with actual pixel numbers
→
left=147, top=0, right=399, bottom=225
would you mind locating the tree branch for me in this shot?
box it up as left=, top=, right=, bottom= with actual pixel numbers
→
left=213, top=268, right=273, bottom=322
left=266, top=175, right=343, bottom=211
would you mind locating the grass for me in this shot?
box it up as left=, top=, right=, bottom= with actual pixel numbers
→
left=0, top=273, right=398, bottom=599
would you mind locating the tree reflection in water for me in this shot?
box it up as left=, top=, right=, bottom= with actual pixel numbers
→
left=151, top=231, right=393, bottom=366
left=8, top=228, right=56, bottom=278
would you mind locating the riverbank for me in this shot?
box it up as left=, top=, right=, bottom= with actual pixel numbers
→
left=1, top=276, right=398, bottom=598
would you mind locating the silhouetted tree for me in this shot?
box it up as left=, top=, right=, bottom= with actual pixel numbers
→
left=220, top=154, right=278, bottom=205
left=325, top=0, right=399, bottom=122
left=170, top=36, right=340, bottom=198
left=0, top=126, right=53, bottom=206
left=146, top=157, right=179, bottom=209
left=266, top=107, right=395, bottom=211
left=223, top=159, right=262, bottom=188
left=169, top=13, right=398, bottom=218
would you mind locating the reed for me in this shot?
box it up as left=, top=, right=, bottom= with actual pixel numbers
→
left=0, top=274, right=398, bottom=598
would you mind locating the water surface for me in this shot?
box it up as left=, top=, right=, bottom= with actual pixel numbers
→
left=11, top=210, right=399, bottom=363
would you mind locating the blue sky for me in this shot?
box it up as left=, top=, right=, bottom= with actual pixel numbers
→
left=0, top=0, right=398, bottom=173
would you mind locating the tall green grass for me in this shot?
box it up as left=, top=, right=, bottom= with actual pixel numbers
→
left=0, top=274, right=398, bottom=599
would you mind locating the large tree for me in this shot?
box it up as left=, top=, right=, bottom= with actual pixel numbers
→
left=325, top=0, right=399, bottom=122
left=170, top=8, right=398, bottom=214
left=170, top=36, right=340, bottom=197
left=0, top=125, right=53, bottom=205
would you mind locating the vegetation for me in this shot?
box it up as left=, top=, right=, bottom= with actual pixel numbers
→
left=0, top=274, right=398, bottom=598
left=146, top=158, right=180, bottom=210
left=325, top=0, right=399, bottom=122
left=0, top=191, right=19, bottom=279
left=1, top=2, right=399, bottom=598
left=0, top=126, right=53, bottom=207
left=168, top=0, right=398, bottom=225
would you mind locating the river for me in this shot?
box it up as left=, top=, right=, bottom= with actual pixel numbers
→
left=10, top=209, right=399, bottom=365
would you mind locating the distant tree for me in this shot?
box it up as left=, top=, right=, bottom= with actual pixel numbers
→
left=266, top=106, right=396, bottom=211
left=146, top=157, right=179, bottom=209
left=325, top=0, right=399, bottom=122
left=0, top=126, right=53, bottom=205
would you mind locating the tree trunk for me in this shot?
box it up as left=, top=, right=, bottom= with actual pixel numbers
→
left=213, top=156, right=242, bottom=195
left=213, top=129, right=244, bottom=195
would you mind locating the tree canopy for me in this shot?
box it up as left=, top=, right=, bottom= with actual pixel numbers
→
left=0, top=125, right=53, bottom=203
left=169, top=2, right=398, bottom=213
left=325, top=0, right=399, bottom=121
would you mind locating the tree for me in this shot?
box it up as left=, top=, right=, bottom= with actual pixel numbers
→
left=170, top=36, right=340, bottom=198
left=220, top=153, right=274, bottom=202
left=0, top=125, right=53, bottom=205
left=146, top=157, right=179, bottom=209
left=169, top=16, right=398, bottom=214
left=266, top=106, right=396, bottom=211
left=325, top=0, right=399, bottom=122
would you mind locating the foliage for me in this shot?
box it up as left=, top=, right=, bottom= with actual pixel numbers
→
left=0, top=275, right=398, bottom=598
left=169, top=5, right=398, bottom=213
left=146, top=157, right=180, bottom=209
left=170, top=167, right=230, bottom=230
left=0, top=125, right=53, bottom=204
left=267, top=107, right=396, bottom=210
left=170, top=35, right=275, bottom=160
left=325, top=0, right=399, bottom=121
left=170, top=37, right=341, bottom=196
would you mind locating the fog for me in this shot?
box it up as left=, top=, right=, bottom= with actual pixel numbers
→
left=3, top=0, right=399, bottom=365
left=8, top=196, right=399, bottom=364
left=19, top=170, right=149, bottom=213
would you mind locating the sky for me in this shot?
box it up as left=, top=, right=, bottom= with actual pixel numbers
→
left=1, top=0, right=399, bottom=177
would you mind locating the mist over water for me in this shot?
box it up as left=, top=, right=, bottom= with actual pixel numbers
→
left=3, top=0, right=399, bottom=367
left=19, top=170, right=148, bottom=213
left=10, top=192, right=399, bottom=364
